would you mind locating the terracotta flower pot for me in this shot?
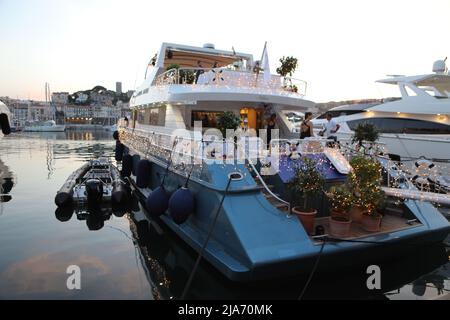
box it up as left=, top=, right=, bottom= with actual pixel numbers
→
left=329, top=215, right=352, bottom=238
left=292, top=207, right=317, bottom=235
left=349, top=206, right=365, bottom=223
left=361, top=214, right=382, bottom=232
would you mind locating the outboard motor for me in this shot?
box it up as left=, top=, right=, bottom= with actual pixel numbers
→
left=85, top=178, right=103, bottom=204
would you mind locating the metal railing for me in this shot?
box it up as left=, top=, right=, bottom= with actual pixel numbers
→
left=247, top=160, right=291, bottom=215
left=154, top=67, right=307, bottom=96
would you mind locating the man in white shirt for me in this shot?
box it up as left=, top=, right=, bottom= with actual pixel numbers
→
left=322, top=113, right=340, bottom=141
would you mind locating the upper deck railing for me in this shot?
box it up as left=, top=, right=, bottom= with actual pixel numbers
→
left=154, top=67, right=307, bottom=96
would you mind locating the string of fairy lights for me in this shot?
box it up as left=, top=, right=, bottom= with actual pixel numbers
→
left=153, top=68, right=307, bottom=96
left=119, top=128, right=449, bottom=209
left=337, top=139, right=450, bottom=207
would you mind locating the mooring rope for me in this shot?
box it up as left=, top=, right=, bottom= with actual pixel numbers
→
left=298, top=238, right=327, bottom=300
left=180, top=176, right=233, bottom=300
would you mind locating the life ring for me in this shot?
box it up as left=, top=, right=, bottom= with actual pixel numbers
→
left=211, top=69, right=224, bottom=82
left=285, top=141, right=300, bottom=159
left=411, top=158, right=436, bottom=191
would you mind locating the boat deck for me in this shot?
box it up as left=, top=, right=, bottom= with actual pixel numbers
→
left=313, top=214, right=422, bottom=241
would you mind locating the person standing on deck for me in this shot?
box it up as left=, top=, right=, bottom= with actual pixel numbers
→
left=195, top=61, right=204, bottom=84
left=320, top=113, right=340, bottom=142
left=300, top=112, right=314, bottom=139
left=266, top=113, right=277, bottom=148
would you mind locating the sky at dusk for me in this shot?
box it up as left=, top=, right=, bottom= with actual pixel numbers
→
left=1, top=0, right=449, bottom=102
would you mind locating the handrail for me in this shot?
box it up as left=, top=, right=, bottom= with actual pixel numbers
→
left=153, top=67, right=307, bottom=96
left=247, top=160, right=291, bottom=214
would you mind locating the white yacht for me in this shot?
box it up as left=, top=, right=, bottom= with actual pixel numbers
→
left=314, top=60, right=450, bottom=161
left=127, top=43, right=314, bottom=138
left=23, top=120, right=66, bottom=132
left=115, top=43, right=450, bottom=282
left=0, top=101, right=12, bottom=137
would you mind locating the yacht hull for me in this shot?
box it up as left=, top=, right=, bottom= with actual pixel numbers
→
left=123, top=144, right=450, bottom=282
left=333, top=131, right=450, bottom=161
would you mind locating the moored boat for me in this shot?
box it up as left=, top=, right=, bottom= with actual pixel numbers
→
left=55, top=157, right=131, bottom=208
left=117, top=43, right=450, bottom=282
left=313, top=59, right=450, bottom=161
left=24, top=120, right=66, bottom=132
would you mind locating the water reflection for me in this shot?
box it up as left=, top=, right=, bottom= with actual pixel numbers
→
left=128, top=199, right=450, bottom=300
left=55, top=204, right=133, bottom=231
left=0, top=158, right=15, bottom=204
left=0, top=131, right=449, bottom=299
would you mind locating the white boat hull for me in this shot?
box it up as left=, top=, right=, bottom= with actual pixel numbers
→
left=334, top=131, right=450, bottom=160
left=23, top=125, right=66, bottom=132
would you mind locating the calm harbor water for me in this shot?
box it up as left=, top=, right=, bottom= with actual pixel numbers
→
left=0, top=131, right=449, bottom=300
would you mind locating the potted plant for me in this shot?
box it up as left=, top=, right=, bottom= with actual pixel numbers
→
left=276, top=56, right=298, bottom=90
left=358, top=185, right=385, bottom=232
left=165, top=63, right=195, bottom=84
left=217, top=111, right=241, bottom=138
left=286, top=157, right=325, bottom=235
left=326, top=184, right=353, bottom=237
left=348, top=155, right=385, bottom=231
left=351, top=122, right=379, bottom=155
left=276, top=56, right=298, bottom=78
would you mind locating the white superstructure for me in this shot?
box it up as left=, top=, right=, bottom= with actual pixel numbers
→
left=127, top=43, right=314, bottom=139
left=314, top=59, right=450, bottom=160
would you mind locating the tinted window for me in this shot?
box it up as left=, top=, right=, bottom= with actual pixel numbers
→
left=191, top=111, right=224, bottom=128
left=348, top=118, right=450, bottom=134
left=317, top=110, right=365, bottom=119
left=137, top=107, right=165, bottom=126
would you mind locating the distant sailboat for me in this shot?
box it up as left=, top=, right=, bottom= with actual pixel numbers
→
left=23, top=83, right=66, bottom=132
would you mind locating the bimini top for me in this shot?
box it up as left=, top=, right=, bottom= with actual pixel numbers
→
left=154, top=43, right=254, bottom=70
left=377, top=73, right=450, bottom=94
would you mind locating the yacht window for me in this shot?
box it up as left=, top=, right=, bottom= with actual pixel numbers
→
left=404, top=86, right=417, bottom=97
left=191, top=111, right=224, bottom=128
left=316, top=110, right=365, bottom=119
left=137, top=107, right=165, bottom=126
left=283, top=112, right=303, bottom=132
left=348, top=118, right=450, bottom=134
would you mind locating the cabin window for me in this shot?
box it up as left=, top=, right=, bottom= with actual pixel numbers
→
left=136, top=107, right=165, bottom=126
left=191, top=110, right=224, bottom=128
left=348, top=118, right=450, bottom=134
left=316, top=110, right=365, bottom=119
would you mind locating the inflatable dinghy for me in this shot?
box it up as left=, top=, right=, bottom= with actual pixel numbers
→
left=55, top=157, right=131, bottom=207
